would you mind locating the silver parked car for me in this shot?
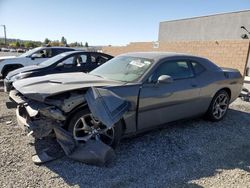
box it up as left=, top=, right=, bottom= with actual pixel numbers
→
left=9, top=52, right=243, bottom=148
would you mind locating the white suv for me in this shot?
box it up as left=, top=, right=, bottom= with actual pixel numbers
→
left=0, top=46, right=75, bottom=78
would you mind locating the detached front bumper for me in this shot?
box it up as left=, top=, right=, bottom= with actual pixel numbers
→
left=16, top=105, right=30, bottom=131
left=10, top=90, right=65, bottom=138
left=16, top=105, right=61, bottom=138
left=4, top=78, right=13, bottom=92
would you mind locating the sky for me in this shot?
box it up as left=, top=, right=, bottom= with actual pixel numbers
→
left=0, top=0, right=250, bottom=46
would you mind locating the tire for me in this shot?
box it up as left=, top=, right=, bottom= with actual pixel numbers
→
left=205, top=90, right=230, bottom=121
left=67, top=108, right=123, bottom=148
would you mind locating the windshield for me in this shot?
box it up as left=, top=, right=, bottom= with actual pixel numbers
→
left=90, top=56, right=153, bottom=82
left=19, top=47, right=43, bottom=57
left=39, top=53, right=66, bottom=66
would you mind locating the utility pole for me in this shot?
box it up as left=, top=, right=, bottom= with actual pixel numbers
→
left=0, top=25, right=7, bottom=46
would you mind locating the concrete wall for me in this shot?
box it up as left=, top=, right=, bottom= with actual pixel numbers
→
left=102, top=40, right=250, bottom=75
left=158, top=10, right=250, bottom=42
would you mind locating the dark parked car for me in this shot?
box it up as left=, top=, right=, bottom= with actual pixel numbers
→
left=10, top=52, right=243, bottom=149
left=4, top=51, right=113, bottom=92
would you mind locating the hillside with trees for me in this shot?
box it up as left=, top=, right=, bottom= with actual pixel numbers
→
left=0, top=37, right=89, bottom=49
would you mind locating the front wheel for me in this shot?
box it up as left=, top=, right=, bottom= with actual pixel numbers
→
left=205, top=90, right=230, bottom=121
left=67, top=108, right=123, bottom=148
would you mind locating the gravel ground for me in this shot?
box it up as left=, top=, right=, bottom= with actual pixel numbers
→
left=0, top=91, right=250, bottom=188
left=0, top=51, right=250, bottom=187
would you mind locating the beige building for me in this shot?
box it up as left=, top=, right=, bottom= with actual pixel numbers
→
left=103, top=10, right=250, bottom=75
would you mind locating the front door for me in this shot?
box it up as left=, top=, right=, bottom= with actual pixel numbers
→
left=138, top=59, right=201, bottom=130
left=27, top=48, right=52, bottom=65
left=55, top=53, right=89, bottom=73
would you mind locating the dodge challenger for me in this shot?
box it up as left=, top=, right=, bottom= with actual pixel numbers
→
left=9, top=52, right=243, bottom=148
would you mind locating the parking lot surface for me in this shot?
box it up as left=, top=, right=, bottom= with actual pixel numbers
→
left=1, top=51, right=250, bottom=187
left=0, top=90, right=250, bottom=187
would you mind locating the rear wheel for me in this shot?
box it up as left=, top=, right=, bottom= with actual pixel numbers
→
left=205, top=90, right=230, bottom=121
left=68, top=108, right=123, bottom=148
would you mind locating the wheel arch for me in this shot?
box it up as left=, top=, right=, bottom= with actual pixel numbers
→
left=1, top=64, right=24, bottom=75
left=216, top=87, right=231, bottom=100
left=63, top=102, right=127, bottom=132
left=63, top=103, right=88, bottom=128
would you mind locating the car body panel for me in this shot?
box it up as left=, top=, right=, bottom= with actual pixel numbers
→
left=12, top=72, right=124, bottom=102
left=0, top=56, right=17, bottom=60
left=138, top=78, right=201, bottom=130
left=85, top=87, right=131, bottom=128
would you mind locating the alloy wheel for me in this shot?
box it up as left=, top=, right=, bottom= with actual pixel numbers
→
left=73, top=113, right=115, bottom=145
left=212, top=93, right=229, bottom=120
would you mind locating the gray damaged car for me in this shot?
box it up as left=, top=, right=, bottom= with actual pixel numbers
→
left=9, top=52, right=243, bottom=165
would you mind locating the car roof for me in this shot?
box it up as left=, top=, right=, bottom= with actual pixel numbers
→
left=60, top=50, right=85, bottom=55
left=38, top=46, right=75, bottom=50
left=57, top=50, right=112, bottom=57
left=119, top=51, right=221, bottom=71
left=120, top=51, right=221, bottom=71
left=119, top=52, right=207, bottom=61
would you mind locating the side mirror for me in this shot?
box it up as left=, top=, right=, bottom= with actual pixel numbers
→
left=57, top=62, right=64, bottom=67
left=157, top=75, right=173, bottom=84
left=30, top=53, right=40, bottom=60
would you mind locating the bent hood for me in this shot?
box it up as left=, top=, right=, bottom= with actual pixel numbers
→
left=13, top=72, right=124, bottom=102
left=7, top=65, right=41, bottom=79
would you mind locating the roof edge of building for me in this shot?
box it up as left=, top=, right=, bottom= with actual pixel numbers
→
left=160, top=9, right=250, bottom=24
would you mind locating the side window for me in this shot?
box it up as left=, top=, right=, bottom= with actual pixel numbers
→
left=150, top=60, right=194, bottom=82
left=91, top=54, right=110, bottom=64
left=58, top=55, right=87, bottom=67
left=99, top=55, right=110, bottom=64
left=62, top=56, right=74, bottom=65
left=74, top=54, right=87, bottom=65
left=191, top=61, right=206, bottom=75
left=32, top=49, right=52, bottom=58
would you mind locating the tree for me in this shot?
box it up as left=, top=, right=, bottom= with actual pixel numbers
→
left=50, top=40, right=60, bottom=46
left=9, top=42, right=16, bottom=48
left=61, top=36, right=67, bottom=46
left=85, top=42, right=89, bottom=47
left=44, top=38, right=51, bottom=44
left=69, top=42, right=78, bottom=47
left=24, top=41, right=35, bottom=48
left=9, top=41, right=20, bottom=48
left=15, top=41, right=20, bottom=48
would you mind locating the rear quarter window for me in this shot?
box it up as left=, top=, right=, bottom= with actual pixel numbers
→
left=191, top=62, right=206, bottom=75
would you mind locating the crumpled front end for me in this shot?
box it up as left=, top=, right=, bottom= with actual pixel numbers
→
left=9, top=87, right=130, bottom=166
left=10, top=90, right=66, bottom=138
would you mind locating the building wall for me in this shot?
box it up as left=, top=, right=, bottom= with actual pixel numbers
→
left=102, top=40, right=250, bottom=75
left=158, top=10, right=250, bottom=42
